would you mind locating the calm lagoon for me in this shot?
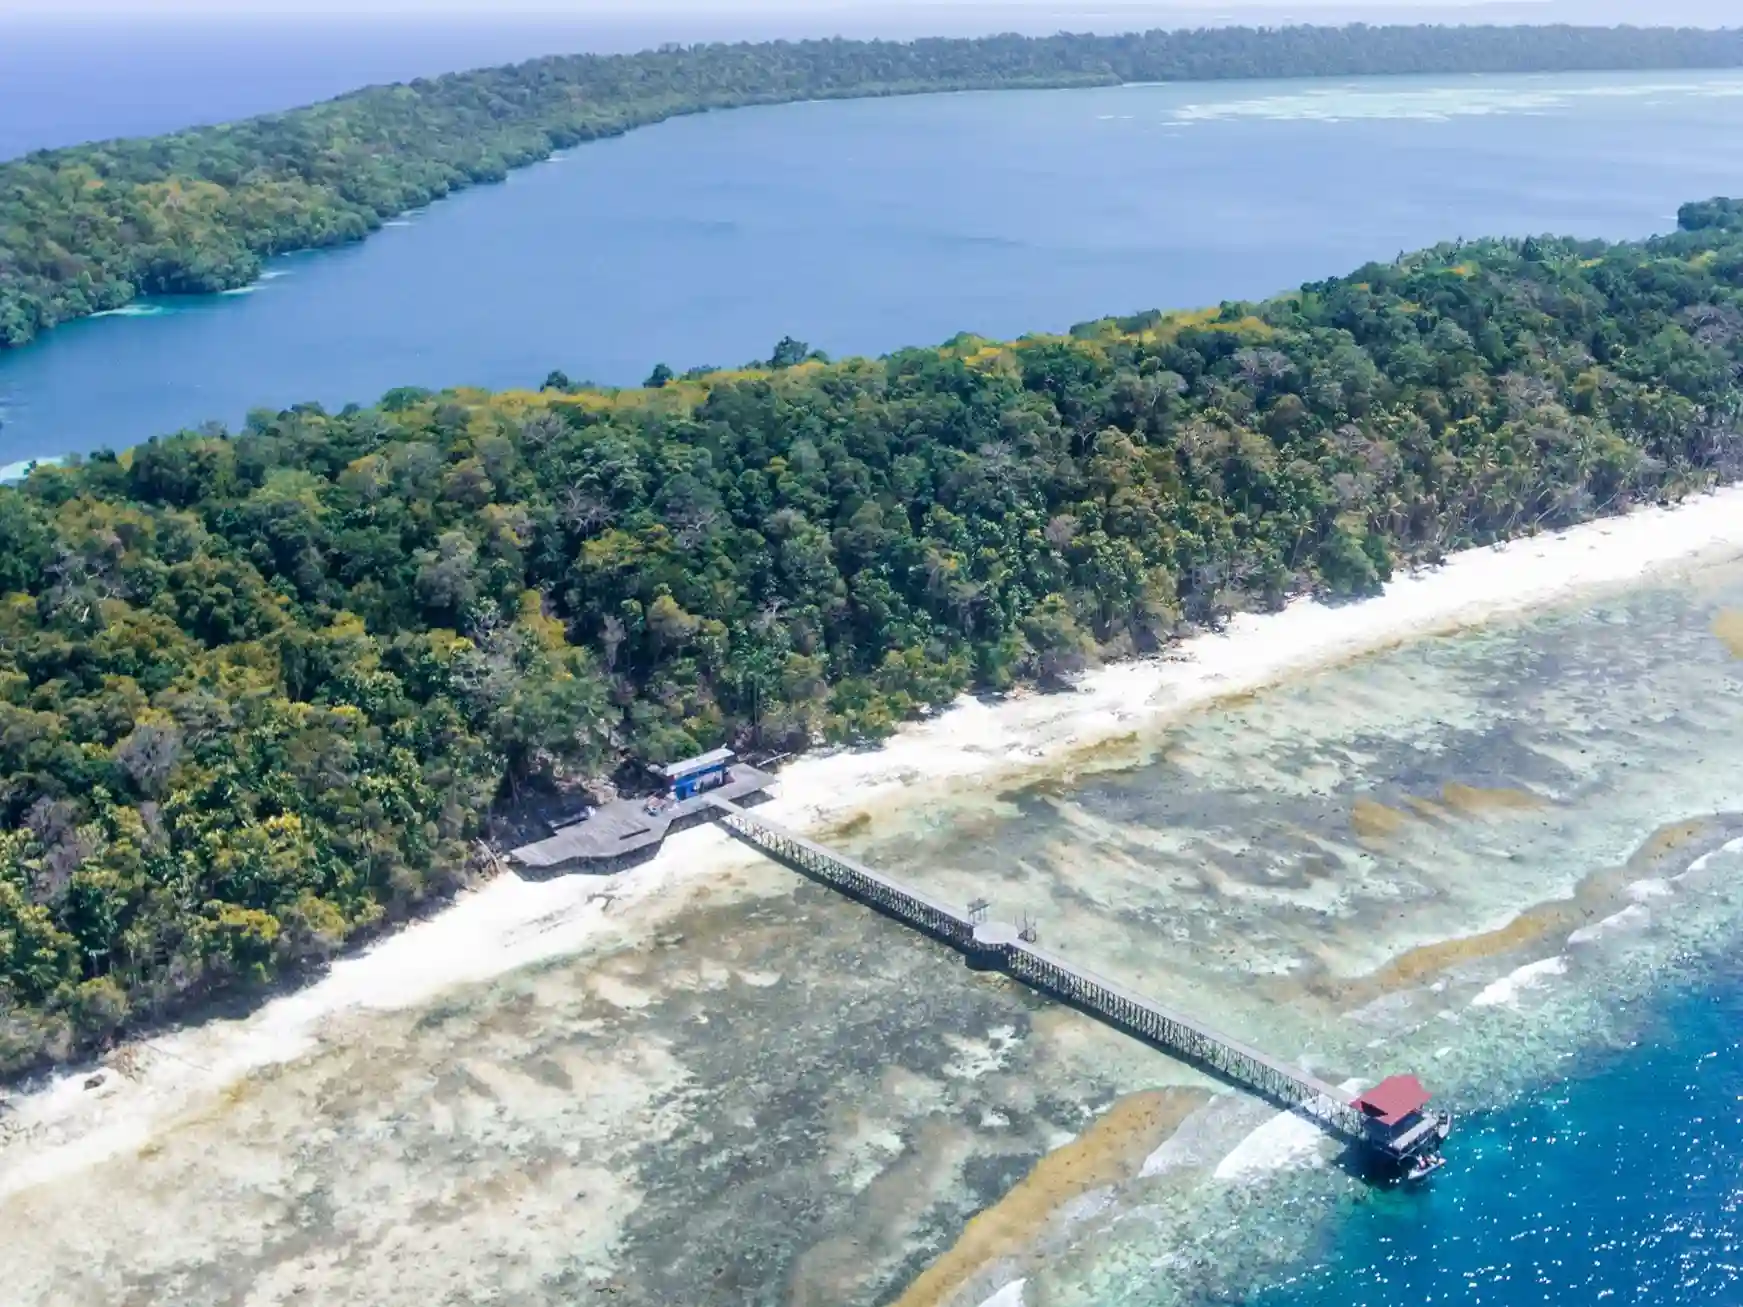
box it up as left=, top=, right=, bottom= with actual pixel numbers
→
left=5, top=67, right=1743, bottom=465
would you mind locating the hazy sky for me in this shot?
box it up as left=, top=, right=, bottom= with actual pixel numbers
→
left=0, top=0, right=1606, bottom=17
left=2, top=0, right=1450, bottom=10
left=0, top=0, right=1721, bottom=21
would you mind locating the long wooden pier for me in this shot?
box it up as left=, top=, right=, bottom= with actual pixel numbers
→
left=708, top=797, right=1370, bottom=1143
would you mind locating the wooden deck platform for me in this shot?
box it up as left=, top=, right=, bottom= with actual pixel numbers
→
left=507, top=764, right=775, bottom=874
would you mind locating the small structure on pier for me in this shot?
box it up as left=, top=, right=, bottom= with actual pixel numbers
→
left=1353, top=1074, right=1451, bottom=1178
left=659, top=748, right=735, bottom=800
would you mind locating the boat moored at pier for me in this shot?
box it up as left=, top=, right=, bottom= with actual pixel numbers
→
left=1353, top=1075, right=1453, bottom=1180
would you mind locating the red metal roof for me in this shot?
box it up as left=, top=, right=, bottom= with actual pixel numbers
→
left=1352, top=1074, right=1431, bottom=1127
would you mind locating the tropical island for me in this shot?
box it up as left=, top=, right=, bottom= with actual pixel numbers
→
left=2, top=193, right=1742, bottom=1075
left=5, top=22, right=1743, bottom=347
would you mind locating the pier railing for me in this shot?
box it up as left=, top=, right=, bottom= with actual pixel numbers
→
left=710, top=798, right=1366, bottom=1141
left=708, top=797, right=975, bottom=948
left=996, top=936, right=1364, bottom=1139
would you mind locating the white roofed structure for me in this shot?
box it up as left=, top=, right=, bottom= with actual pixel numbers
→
left=658, top=748, right=735, bottom=779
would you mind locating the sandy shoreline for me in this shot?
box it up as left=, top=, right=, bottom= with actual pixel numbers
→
left=6, top=485, right=1743, bottom=1205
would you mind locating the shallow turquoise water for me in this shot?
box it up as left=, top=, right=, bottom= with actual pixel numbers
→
left=1251, top=966, right=1743, bottom=1307
left=6, top=67, right=1743, bottom=462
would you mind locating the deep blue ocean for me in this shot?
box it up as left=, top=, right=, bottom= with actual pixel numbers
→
left=3, top=18, right=1743, bottom=1307
left=1252, top=965, right=1743, bottom=1307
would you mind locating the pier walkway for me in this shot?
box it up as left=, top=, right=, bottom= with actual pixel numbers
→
left=708, top=797, right=1367, bottom=1142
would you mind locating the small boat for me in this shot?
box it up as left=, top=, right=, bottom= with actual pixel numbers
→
left=1403, top=1152, right=1446, bottom=1182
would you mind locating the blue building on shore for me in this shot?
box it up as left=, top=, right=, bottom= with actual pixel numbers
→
left=659, top=748, right=735, bottom=801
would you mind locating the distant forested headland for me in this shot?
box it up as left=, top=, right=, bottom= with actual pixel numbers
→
left=4, top=197, right=1743, bottom=1073
left=4, top=23, right=1743, bottom=347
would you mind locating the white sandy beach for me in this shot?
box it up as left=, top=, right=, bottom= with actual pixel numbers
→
left=5, top=484, right=1743, bottom=1204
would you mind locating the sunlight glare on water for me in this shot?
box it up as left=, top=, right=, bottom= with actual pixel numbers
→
left=1251, top=964, right=1743, bottom=1307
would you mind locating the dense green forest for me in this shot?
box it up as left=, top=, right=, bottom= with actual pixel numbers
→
left=6, top=23, right=1743, bottom=347
left=4, top=198, right=1743, bottom=1074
